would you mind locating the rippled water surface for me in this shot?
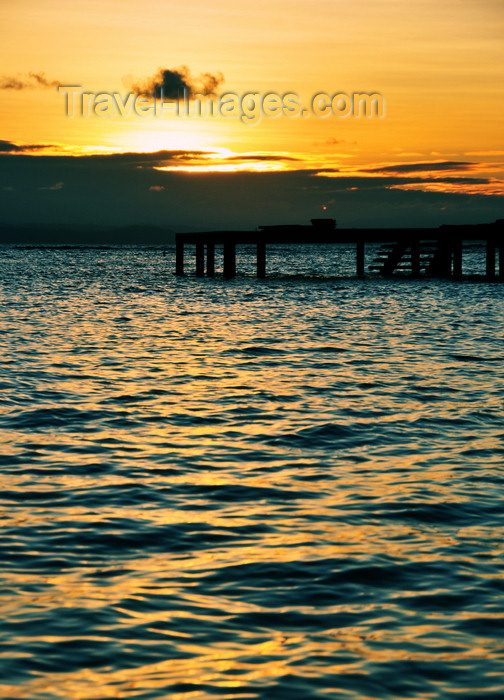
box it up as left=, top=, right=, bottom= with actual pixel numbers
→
left=1, top=244, right=503, bottom=699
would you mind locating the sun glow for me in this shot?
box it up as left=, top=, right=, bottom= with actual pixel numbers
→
left=120, top=128, right=218, bottom=153
left=153, top=148, right=291, bottom=173
left=155, top=161, right=287, bottom=174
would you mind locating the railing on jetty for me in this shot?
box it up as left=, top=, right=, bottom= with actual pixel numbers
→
left=175, top=219, right=504, bottom=281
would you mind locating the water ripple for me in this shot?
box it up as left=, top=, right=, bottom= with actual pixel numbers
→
left=0, top=245, right=503, bottom=699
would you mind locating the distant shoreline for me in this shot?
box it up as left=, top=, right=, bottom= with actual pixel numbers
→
left=1, top=220, right=501, bottom=245
left=0, top=224, right=177, bottom=245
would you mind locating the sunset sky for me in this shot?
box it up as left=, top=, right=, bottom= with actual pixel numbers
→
left=0, top=0, right=503, bottom=230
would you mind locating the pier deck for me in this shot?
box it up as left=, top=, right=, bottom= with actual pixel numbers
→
left=175, top=220, right=504, bottom=281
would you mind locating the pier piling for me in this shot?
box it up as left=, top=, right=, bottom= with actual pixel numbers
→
left=452, top=240, right=463, bottom=279
left=257, top=241, right=266, bottom=278
left=207, top=242, right=215, bottom=276
left=223, top=242, right=236, bottom=278
left=195, top=243, right=205, bottom=277
left=411, top=240, right=420, bottom=277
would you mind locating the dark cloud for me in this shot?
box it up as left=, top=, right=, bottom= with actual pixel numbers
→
left=132, top=65, right=224, bottom=99
left=0, top=141, right=24, bottom=152
left=83, top=150, right=213, bottom=167
left=0, top=140, right=51, bottom=152
left=312, top=168, right=491, bottom=189
left=0, top=78, right=26, bottom=90
left=29, top=72, right=61, bottom=88
left=0, top=72, right=61, bottom=90
left=0, top=148, right=212, bottom=164
left=315, top=175, right=493, bottom=190
left=0, top=150, right=502, bottom=231
left=363, top=161, right=474, bottom=174
left=57, top=150, right=297, bottom=169
left=228, top=154, right=300, bottom=162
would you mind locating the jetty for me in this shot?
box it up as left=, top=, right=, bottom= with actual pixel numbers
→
left=175, top=219, right=504, bottom=281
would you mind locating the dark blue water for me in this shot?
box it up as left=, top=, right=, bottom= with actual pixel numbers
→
left=1, top=244, right=503, bottom=699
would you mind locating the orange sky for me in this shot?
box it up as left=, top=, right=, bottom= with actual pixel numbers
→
left=0, top=0, right=503, bottom=228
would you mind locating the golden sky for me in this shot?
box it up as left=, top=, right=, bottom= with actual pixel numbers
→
left=0, top=0, right=503, bottom=228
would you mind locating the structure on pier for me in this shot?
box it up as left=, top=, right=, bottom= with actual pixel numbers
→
left=175, top=218, right=504, bottom=281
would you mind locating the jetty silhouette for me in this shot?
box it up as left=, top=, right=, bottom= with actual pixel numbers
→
left=175, top=218, right=504, bottom=280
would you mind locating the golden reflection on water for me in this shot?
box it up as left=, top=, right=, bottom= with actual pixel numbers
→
left=3, top=495, right=500, bottom=697
left=2, top=248, right=504, bottom=699
left=2, top=614, right=496, bottom=700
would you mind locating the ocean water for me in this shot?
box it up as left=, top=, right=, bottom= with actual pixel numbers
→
left=0, top=243, right=503, bottom=700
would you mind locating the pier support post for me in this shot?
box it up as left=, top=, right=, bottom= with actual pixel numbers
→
left=452, top=240, right=462, bottom=279
left=411, top=239, right=420, bottom=277
left=223, top=242, right=236, bottom=278
left=175, top=239, right=184, bottom=276
left=486, top=240, right=496, bottom=281
left=356, top=240, right=365, bottom=276
left=207, top=242, right=215, bottom=276
left=257, top=241, right=266, bottom=278
left=195, top=242, right=205, bottom=276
